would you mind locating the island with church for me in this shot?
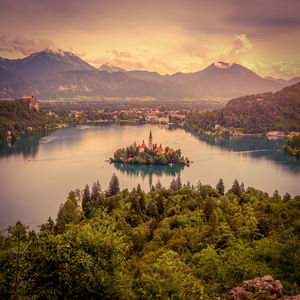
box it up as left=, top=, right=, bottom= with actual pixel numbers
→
left=110, top=130, right=190, bottom=166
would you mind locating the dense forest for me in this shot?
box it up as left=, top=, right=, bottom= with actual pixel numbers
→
left=0, top=175, right=299, bottom=299
left=185, top=83, right=300, bottom=134
left=0, top=99, right=57, bottom=143
left=111, top=144, right=189, bottom=165
left=284, top=134, right=300, bottom=157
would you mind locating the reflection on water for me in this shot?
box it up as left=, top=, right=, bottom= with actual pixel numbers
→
left=113, top=162, right=185, bottom=187
left=0, top=132, right=48, bottom=159
left=195, top=134, right=300, bottom=174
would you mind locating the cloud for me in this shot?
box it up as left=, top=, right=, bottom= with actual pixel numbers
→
left=223, top=34, right=252, bottom=62
left=87, top=49, right=178, bottom=74
left=252, top=61, right=300, bottom=80
left=0, top=34, right=58, bottom=56
left=186, top=33, right=252, bottom=64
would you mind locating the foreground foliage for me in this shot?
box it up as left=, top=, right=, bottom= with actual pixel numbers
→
left=0, top=178, right=299, bottom=299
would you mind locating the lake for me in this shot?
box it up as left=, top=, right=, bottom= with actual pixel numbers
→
left=0, top=124, right=299, bottom=230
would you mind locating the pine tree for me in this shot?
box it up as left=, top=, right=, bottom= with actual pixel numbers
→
left=170, top=178, right=177, bottom=190
left=82, top=184, right=91, bottom=210
left=230, top=179, right=242, bottom=196
left=216, top=178, right=225, bottom=195
left=91, top=180, right=101, bottom=200
left=273, top=190, right=280, bottom=199
left=155, top=180, right=162, bottom=189
left=283, top=192, right=291, bottom=202
left=107, top=173, right=120, bottom=196
left=40, top=216, right=55, bottom=232
left=176, top=174, right=182, bottom=190
left=241, top=182, right=245, bottom=194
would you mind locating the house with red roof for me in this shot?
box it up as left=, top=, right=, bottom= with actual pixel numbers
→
left=139, top=140, right=147, bottom=153
left=154, top=145, right=164, bottom=153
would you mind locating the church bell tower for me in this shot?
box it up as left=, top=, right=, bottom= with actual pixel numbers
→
left=148, top=130, right=153, bottom=150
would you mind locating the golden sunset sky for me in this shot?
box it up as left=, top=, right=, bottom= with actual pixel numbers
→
left=0, top=0, right=299, bottom=79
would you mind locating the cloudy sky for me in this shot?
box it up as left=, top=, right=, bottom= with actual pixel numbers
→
left=0, top=0, right=299, bottom=78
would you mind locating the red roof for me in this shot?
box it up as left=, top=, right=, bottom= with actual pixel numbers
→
left=154, top=147, right=164, bottom=152
left=169, top=149, right=175, bottom=153
left=140, top=142, right=147, bottom=148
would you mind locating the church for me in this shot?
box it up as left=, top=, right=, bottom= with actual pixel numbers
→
left=139, top=130, right=173, bottom=153
left=139, top=130, right=153, bottom=152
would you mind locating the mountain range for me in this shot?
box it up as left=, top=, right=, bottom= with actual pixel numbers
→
left=0, top=50, right=299, bottom=99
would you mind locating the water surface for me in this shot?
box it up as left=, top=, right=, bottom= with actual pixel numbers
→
left=0, top=124, right=299, bottom=230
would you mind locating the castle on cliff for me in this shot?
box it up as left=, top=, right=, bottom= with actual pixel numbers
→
left=21, top=95, right=39, bottom=111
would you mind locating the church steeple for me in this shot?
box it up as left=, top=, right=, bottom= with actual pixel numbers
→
left=148, top=130, right=153, bottom=150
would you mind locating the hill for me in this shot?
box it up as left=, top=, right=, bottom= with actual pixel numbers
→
left=0, top=98, right=56, bottom=142
left=185, top=82, right=300, bottom=134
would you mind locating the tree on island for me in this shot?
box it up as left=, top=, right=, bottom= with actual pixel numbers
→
left=111, top=142, right=189, bottom=166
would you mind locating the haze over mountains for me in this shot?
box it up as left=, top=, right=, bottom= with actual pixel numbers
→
left=0, top=50, right=299, bottom=99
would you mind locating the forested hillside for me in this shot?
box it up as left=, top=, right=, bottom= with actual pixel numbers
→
left=185, top=83, right=300, bottom=134
left=0, top=176, right=299, bottom=299
left=0, top=99, right=56, bottom=142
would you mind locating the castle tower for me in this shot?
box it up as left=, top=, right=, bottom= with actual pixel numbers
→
left=148, top=130, right=153, bottom=150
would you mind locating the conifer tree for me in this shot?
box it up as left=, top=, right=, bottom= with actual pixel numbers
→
left=107, top=173, right=120, bottom=196
left=283, top=192, right=291, bottom=202
left=241, top=182, right=245, bottom=194
left=81, top=184, right=91, bottom=210
left=155, top=180, right=162, bottom=189
left=216, top=178, right=225, bottom=195
left=176, top=174, right=182, bottom=190
left=230, top=179, right=242, bottom=196
left=91, top=180, right=101, bottom=201
left=170, top=178, right=177, bottom=190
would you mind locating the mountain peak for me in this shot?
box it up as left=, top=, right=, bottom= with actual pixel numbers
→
left=213, top=62, right=234, bottom=69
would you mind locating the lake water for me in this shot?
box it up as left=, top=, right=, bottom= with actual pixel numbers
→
left=0, top=124, right=299, bottom=230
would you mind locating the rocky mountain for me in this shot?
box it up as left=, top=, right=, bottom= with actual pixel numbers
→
left=265, top=76, right=300, bottom=86
left=0, top=66, right=15, bottom=81
left=0, top=50, right=96, bottom=80
left=126, top=70, right=165, bottom=82
left=0, top=51, right=298, bottom=99
left=167, top=62, right=286, bottom=98
left=98, top=64, right=126, bottom=73
left=0, top=70, right=192, bottom=99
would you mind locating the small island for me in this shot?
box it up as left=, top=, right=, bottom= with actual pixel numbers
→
left=284, top=134, right=300, bottom=157
left=110, top=130, right=190, bottom=165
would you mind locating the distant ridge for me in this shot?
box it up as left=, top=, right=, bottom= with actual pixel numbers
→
left=0, top=51, right=299, bottom=99
left=99, top=64, right=126, bottom=73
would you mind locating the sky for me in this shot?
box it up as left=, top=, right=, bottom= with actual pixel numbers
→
left=0, top=0, right=299, bottom=79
